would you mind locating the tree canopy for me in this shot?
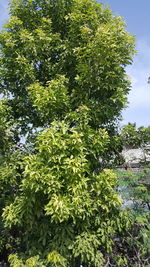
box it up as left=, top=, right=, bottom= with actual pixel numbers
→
left=0, top=0, right=135, bottom=130
left=120, top=123, right=150, bottom=149
left=0, top=0, right=136, bottom=266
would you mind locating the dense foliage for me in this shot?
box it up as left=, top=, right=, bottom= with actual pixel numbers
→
left=115, top=125, right=150, bottom=266
left=116, top=166, right=150, bottom=266
left=120, top=123, right=150, bottom=149
left=0, top=0, right=137, bottom=266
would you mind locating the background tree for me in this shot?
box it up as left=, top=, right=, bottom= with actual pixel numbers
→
left=0, top=0, right=135, bottom=266
left=120, top=123, right=150, bottom=149
left=117, top=124, right=150, bottom=265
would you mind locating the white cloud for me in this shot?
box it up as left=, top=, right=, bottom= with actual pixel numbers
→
left=126, top=72, right=150, bottom=109
left=126, top=39, right=150, bottom=109
left=0, top=1, right=9, bottom=27
left=122, top=39, right=150, bottom=126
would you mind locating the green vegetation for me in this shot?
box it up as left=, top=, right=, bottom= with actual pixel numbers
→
left=120, top=123, right=150, bottom=149
left=116, top=166, right=150, bottom=266
left=114, top=125, right=150, bottom=266
left=2, top=0, right=150, bottom=266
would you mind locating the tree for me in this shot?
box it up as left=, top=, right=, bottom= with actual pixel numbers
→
left=0, top=0, right=135, bottom=266
left=120, top=123, right=150, bottom=149
left=120, top=123, right=141, bottom=148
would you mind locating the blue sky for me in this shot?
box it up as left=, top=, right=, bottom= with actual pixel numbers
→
left=0, top=0, right=150, bottom=127
left=102, top=0, right=150, bottom=127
